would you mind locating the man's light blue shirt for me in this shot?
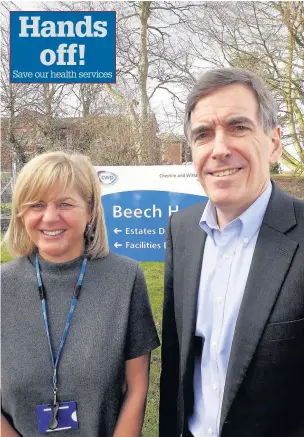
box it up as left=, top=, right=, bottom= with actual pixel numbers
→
left=188, top=181, right=272, bottom=437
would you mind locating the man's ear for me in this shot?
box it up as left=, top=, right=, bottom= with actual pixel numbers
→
left=269, top=126, right=282, bottom=164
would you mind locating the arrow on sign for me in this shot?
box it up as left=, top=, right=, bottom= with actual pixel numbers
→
left=114, top=242, right=123, bottom=248
left=114, top=228, right=122, bottom=234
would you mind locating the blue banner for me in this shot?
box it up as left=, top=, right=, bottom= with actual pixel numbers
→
left=10, top=11, right=116, bottom=83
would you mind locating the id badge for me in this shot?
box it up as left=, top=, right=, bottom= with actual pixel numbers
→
left=36, top=401, right=78, bottom=433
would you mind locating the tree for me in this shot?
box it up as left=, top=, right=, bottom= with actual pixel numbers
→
left=54, top=1, right=207, bottom=163
left=3, top=1, right=301, bottom=171
left=190, top=1, right=304, bottom=173
left=1, top=2, right=41, bottom=167
left=0, top=2, right=72, bottom=166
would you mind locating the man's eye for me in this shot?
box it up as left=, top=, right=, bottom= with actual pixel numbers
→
left=196, top=132, right=209, bottom=141
left=234, top=125, right=248, bottom=132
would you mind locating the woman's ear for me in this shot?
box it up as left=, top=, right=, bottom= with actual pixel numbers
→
left=89, top=197, right=95, bottom=213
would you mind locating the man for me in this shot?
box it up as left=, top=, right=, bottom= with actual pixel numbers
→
left=159, top=68, right=304, bottom=437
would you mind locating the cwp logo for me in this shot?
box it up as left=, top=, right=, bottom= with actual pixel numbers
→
left=97, top=170, right=117, bottom=185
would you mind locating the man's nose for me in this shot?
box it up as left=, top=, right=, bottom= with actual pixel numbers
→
left=42, top=204, right=59, bottom=222
left=211, top=131, right=231, bottom=160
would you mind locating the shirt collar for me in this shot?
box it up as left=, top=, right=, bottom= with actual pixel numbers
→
left=200, top=181, right=272, bottom=242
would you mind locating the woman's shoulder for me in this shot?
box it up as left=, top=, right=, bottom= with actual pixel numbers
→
left=1, top=257, right=33, bottom=295
left=1, top=256, right=31, bottom=276
left=90, top=251, right=141, bottom=274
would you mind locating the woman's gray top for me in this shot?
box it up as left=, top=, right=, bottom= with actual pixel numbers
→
left=1, top=251, right=160, bottom=436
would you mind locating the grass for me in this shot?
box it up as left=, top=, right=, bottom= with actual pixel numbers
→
left=1, top=245, right=13, bottom=263
left=0, top=234, right=13, bottom=263
left=272, top=173, right=304, bottom=180
left=1, top=203, right=12, bottom=215
left=140, top=262, right=164, bottom=437
left=0, top=246, right=164, bottom=436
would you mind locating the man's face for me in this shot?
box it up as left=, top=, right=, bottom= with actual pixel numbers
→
left=190, top=84, right=281, bottom=217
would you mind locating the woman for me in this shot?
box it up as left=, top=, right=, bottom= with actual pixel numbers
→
left=1, top=151, right=160, bottom=437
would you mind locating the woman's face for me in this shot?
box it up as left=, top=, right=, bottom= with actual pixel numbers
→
left=23, top=185, right=91, bottom=263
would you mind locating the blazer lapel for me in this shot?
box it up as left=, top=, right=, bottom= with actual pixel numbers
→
left=220, top=183, right=298, bottom=433
left=180, top=215, right=207, bottom=379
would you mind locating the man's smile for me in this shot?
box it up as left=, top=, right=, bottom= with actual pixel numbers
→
left=209, top=168, right=242, bottom=177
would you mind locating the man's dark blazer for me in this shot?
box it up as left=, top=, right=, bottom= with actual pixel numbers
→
left=159, top=181, right=304, bottom=437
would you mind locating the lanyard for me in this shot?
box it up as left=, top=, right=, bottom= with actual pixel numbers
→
left=35, top=253, right=88, bottom=405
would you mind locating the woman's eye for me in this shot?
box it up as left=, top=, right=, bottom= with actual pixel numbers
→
left=60, top=203, right=72, bottom=207
left=31, top=203, right=44, bottom=209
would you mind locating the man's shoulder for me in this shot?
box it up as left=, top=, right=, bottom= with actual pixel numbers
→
left=292, top=196, right=304, bottom=235
left=269, top=181, right=304, bottom=221
left=293, top=195, right=304, bottom=212
left=266, top=182, right=304, bottom=243
left=170, top=200, right=208, bottom=227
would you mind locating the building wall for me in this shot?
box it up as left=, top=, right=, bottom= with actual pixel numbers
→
left=161, top=141, right=182, bottom=164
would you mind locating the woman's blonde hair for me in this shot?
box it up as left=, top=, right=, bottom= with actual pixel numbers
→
left=6, top=151, right=109, bottom=259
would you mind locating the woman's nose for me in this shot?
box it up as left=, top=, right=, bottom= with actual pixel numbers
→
left=41, top=204, right=59, bottom=222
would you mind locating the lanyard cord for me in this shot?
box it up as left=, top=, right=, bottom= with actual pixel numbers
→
left=35, top=253, right=88, bottom=392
